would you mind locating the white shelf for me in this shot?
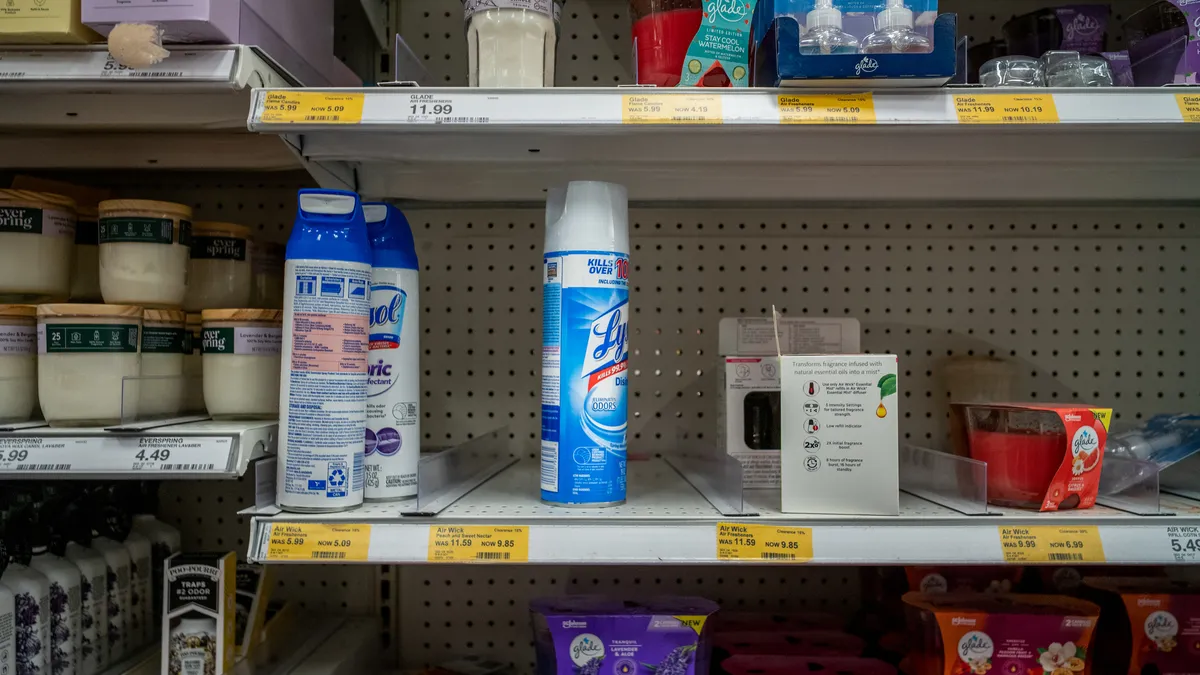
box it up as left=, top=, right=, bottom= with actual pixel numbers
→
left=246, top=86, right=1200, bottom=202
left=0, top=45, right=301, bottom=170
left=245, top=457, right=1200, bottom=566
left=0, top=419, right=275, bottom=479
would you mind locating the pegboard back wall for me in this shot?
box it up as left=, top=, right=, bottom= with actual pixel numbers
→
left=408, top=205, right=1199, bottom=455
left=398, top=0, right=1150, bottom=85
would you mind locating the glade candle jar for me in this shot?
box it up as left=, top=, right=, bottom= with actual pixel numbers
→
left=184, top=221, right=253, bottom=311
left=0, top=190, right=77, bottom=302
left=98, top=199, right=192, bottom=308
left=464, top=0, right=560, bottom=87
left=201, top=309, right=282, bottom=420
left=140, top=309, right=187, bottom=420
left=70, top=205, right=102, bottom=302
left=37, top=303, right=142, bottom=427
left=0, top=304, right=37, bottom=423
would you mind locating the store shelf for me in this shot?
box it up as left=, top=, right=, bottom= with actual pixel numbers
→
left=0, top=45, right=301, bottom=170
left=245, top=457, right=1200, bottom=566
left=0, top=420, right=275, bottom=479
left=246, top=86, right=1200, bottom=202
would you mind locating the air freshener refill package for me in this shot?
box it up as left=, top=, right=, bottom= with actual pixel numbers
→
left=162, top=552, right=236, bottom=675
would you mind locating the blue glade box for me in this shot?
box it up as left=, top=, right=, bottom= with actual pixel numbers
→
left=751, top=4, right=959, bottom=87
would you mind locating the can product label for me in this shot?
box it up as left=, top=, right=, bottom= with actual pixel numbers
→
left=540, top=250, right=629, bottom=504
left=278, top=259, right=370, bottom=510
left=365, top=268, right=420, bottom=500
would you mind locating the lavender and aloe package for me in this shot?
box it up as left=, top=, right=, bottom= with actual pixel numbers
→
left=532, top=597, right=719, bottom=675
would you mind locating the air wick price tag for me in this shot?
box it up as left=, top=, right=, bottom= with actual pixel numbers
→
left=622, top=94, right=722, bottom=124
left=999, top=525, right=1105, bottom=563
left=1178, top=94, right=1200, bottom=123
left=1165, top=525, right=1200, bottom=563
left=428, top=525, right=529, bottom=562
left=778, top=93, right=876, bottom=124
left=954, top=93, right=1059, bottom=124
left=265, top=523, right=371, bottom=561
left=259, top=90, right=364, bottom=124
left=716, top=523, right=813, bottom=562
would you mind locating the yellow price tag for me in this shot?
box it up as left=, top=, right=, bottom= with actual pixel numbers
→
left=428, top=525, right=529, bottom=562
left=622, top=94, right=722, bottom=124
left=999, top=525, right=1105, bottom=564
left=1177, top=94, right=1200, bottom=123
left=259, top=90, right=365, bottom=124
left=954, top=93, right=1059, bottom=124
left=265, top=523, right=371, bottom=561
left=716, top=523, right=813, bottom=562
left=778, top=93, right=876, bottom=124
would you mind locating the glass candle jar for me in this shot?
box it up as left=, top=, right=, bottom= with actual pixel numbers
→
left=37, top=303, right=142, bottom=427
left=0, top=190, right=77, bottom=302
left=98, top=199, right=192, bottom=309
left=465, top=0, right=560, bottom=87
left=184, top=222, right=253, bottom=311
left=250, top=241, right=284, bottom=310
left=183, top=312, right=204, bottom=414
left=0, top=304, right=37, bottom=423
left=140, top=309, right=187, bottom=420
left=201, top=309, right=282, bottom=420
left=70, top=205, right=102, bottom=302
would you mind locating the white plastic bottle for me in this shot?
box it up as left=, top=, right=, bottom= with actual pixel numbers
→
left=86, top=523, right=129, bottom=665
left=62, top=539, right=106, bottom=675
left=364, top=203, right=421, bottom=502
left=128, top=484, right=181, bottom=632
left=0, top=579, right=15, bottom=675
left=118, top=530, right=151, bottom=650
left=28, top=497, right=82, bottom=675
left=277, top=189, right=372, bottom=512
left=2, top=551, right=50, bottom=675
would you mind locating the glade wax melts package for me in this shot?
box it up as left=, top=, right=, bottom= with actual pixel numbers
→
left=904, top=567, right=1024, bottom=595
left=718, top=317, right=859, bottom=488
left=779, top=354, right=899, bottom=515
left=1002, top=5, right=1109, bottom=57
left=901, top=593, right=1100, bottom=675
left=952, top=403, right=1111, bottom=511
left=1123, top=1, right=1200, bottom=86
left=722, top=655, right=896, bottom=675
left=234, top=563, right=272, bottom=659
left=713, top=630, right=865, bottom=658
left=530, top=596, right=719, bottom=675
left=1081, top=577, right=1200, bottom=675
left=162, top=552, right=236, bottom=675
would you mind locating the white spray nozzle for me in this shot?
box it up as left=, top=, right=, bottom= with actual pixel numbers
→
left=877, top=0, right=914, bottom=30
left=807, top=0, right=843, bottom=29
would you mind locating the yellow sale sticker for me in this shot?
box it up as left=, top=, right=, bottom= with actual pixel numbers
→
left=778, top=93, right=876, bottom=124
left=999, top=525, right=1105, bottom=563
left=1178, top=94, right=1200, bottom=123
left=716, top=523, right=813, bottom=562
left=954, top=93, right=1059, bottom=124
left=428, top=525, right=529, bottom=562
left=259, top=90, right=365, bottom=124
left=265, top=523, right=371, bottom=561
left=622, top=94, right=722, bottom=124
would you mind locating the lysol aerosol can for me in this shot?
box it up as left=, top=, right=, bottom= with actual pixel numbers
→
left=277, top=189, right=371, bottom=512
left=540, top=181, right=630, bottom=506
left=363, top=203, right=420, bottom=501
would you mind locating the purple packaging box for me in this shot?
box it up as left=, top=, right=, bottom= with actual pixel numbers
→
left=1056, top=5, right=1108, bottom=53
left=1003, top=5, right=1108, bottom=57
left=531, top=596, right=719, bottom=675
left=1124, top=0, right=1199, bottom=86
left=1102, top=50, right=1135, bottom=86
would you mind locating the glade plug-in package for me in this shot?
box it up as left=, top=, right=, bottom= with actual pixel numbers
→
left=784, top=0, right=937, bottom=47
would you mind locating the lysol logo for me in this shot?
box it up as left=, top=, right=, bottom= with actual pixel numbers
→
left=583, top=301, right=628, bottom=377
left=855, top=57, right=879, bottom=75
left=369, top=285, right=406, bottom=349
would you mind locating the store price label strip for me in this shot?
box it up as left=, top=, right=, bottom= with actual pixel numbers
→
left=0, top=434, right=234, bottom=474
left=0, top=48, right=237, bottom=81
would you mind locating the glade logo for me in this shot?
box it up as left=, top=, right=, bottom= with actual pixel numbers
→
left=958, top=631, right=994, bottom=661
left=1064, top=13, right=1101, bottom=39
left=1072, top=426, right=1099, bottom=457
left=1145, top=611, right=1179, bottom=640
left=583, top=301, right=628, bottom=377
left=0, top=208, right=34, bottom=231
left=919, top=574, right=948, bottom=594
left=706, top=0, right=748, bottom=24
left=855, top=57, right=879, bottom=75
left=569, top=634, right=604, bottom=667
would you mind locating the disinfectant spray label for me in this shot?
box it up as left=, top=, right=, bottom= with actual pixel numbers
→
left=366, top=269, right=420, bottom=500
left=541, top=250, right=629, bottom=505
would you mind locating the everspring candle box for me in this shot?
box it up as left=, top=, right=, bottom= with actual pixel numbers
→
left=718, top=317, right=860, bottom=488
left=779, top=353, right=899, bottom=515
left=163, top=552, right=237, bottom=675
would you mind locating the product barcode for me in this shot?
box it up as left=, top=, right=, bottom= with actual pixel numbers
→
left=16, top=464, right=70, bottom=471
left=310, top=551, right=346, bottom=560
left=539, top=446, right=558, bottom=493
left=1002, top=116, right=1039, bottom=122
left=304, top=115, right=345, bottom=121
left=0, top=72, right=26, bottom=79
left=475, top=552, right=510, bottom=560
left=130, top=71, right=185, bottom=78
left=158, top=464, right=217, bottom=471
left=822, top=116, right=857, bottom=122
left=436, top=116, right=490, bottom=124
left=760, top=552, right=797, bottom=560
left=1048, top=553, right=1084, bottom=561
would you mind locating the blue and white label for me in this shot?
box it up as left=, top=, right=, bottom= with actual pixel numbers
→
left=541, top=250, right=630, bottom=504
left=365, top=269, right=420, bottom=500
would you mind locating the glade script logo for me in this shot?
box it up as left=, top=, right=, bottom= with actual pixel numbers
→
left=919, top=574, right=949, bottom=594
left=583, top=301, right=629, bottom=377
left=0, top=208, right=34, bottom=231
left=1145, top=611, right=1179, bottom=640
left=569, top=634, right=604, bottom=667
left=1064, top=12, right=1101, bottom=39
left=706, top=0, right=748, bottom=23
left=1071, top=426, right=1099, bottom=457
left=855, top=57, right=880, bottom=75
left=958, top=631, right=994, bottom=662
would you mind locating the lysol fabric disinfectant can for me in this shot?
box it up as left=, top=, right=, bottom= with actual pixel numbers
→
left=540, top=181, right=630, bottom=506
left=277, top=189, right=371, bottom=512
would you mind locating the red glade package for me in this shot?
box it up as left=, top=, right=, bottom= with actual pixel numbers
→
left=1082, top=577, right=1200, bottom=675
